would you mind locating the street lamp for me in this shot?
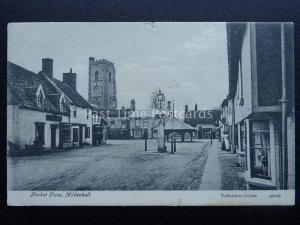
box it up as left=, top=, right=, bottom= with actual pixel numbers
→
left=156, top=88, right=166, bottom=153
left=157, top=88, right=165, bottom=110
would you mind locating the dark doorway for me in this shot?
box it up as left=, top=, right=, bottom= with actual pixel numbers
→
left=144, top=130, right=148, bottom=139
left=50, top=124, right=56, bottom=149
left=79, top=126, right=83, bottom=147
left=198, top=127, right=203, bottom=139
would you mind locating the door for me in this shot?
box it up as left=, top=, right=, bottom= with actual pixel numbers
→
left=79, top=126, right=83, bottom=147
left=50, top=124, right=56, bottom=149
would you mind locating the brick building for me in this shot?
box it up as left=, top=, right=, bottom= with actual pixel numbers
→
left=184, top=104, right=220, bottom=139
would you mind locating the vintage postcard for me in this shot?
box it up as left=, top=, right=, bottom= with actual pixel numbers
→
left=7, top=22, right=295, bottom=206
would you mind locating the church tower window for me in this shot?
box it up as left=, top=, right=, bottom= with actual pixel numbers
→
left=109, top=72, right=112, bottom=82
left=95, top=71, right=99, bottom=81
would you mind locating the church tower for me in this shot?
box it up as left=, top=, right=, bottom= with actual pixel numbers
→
left=88, top=57, right=117, bottom=110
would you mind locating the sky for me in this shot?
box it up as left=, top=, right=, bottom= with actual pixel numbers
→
left=8, top=22, right=229, bottom=111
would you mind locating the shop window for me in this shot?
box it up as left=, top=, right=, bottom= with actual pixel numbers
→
left=249, top=120, right=271, bottom=180
left=35, top=122, right=45, bottom=145
left=73, top=128, right=79, bottom=142
left=85, top=127, right=90, bottom=139
left=61, top=125, right=71, bottom=144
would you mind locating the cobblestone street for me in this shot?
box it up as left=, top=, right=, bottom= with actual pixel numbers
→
left=8, top=139, right=210, bottom=190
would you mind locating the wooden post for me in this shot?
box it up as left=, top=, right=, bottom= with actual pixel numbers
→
left=174, top=139, right=176, bottom=152
left=211, top=128, right=213, bottom=146
left=145, top=138, right=147, bottom=151
left=171, top=139, right=174, bottom=154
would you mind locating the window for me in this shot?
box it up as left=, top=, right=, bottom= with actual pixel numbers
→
left=135, top=120, right=140, bottom=127
left=203, top=130, right=210, bottom=139
left=121, top=120, right=126, bottom=126
left=73, top=109, right=77, bottom=118
left=37, top=92, right=44, bottom=109
left=86, top=109, right=90, bottom=119
left=111, top=120, right=115, bottom=126
left=60, top=98, right=67, bottom=113
left=85, top=127, right=90, bottom=139
left=249, top=120, right=271, bottom=180
left=109, top=72, right=112, bottom=82
left=36, top=85, right=45, bottom=109
left=240, top=123, right=246, bottom=152
left=35, top=122, right=45, bottom=145
left=134, top=130, right=141, bottom=138
left=73, top=128, right=79, bottom=142
left=143, top=120, right=148, bottom=128
left=95, top=71, right=99, bottom=81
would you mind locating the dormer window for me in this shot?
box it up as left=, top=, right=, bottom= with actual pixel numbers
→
left=37, top=93, right=44, bottom=108
left=36, top=84, right=45, bottom=109
left=59, top=93, right=68, bottom=113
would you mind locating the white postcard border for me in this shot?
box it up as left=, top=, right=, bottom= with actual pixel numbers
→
left=7, top=190, right=295, bottom=206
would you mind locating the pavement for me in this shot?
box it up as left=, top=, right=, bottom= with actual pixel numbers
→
left=199, top=140, right=222, bottom=190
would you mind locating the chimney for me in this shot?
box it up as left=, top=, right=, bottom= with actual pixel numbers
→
left=195, top=103, right=198, bottom=111
left=130, top=99, right=135, bottom=111
left=185, top=105, right=188, bottom=114
left=63, top=68, right=77, bottom=90
left=167, top=101, right=171, bottom=112
left=42, top=58, right=53, bottom=78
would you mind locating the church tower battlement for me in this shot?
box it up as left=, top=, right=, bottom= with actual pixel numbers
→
left=88, top=57, right=117, bottom=110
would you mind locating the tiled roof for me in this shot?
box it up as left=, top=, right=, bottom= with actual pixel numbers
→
left=221, top=98, right=228, bottom=107
left=52, top=78, right=92, bottom=109
left=129, top=110, right=155, bottom=118
left=7, top=62, right=63, bottom=113
left=154, top=117, right=195, bottom=131
left=184, top=109, right=220, bottom=127
left=106, top=109, right=131, bottom=117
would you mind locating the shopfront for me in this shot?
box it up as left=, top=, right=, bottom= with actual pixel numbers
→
left=243, top=118, right=278, bottom=189
left=59, top=123, right=72, bottom=149
left=93, top=125, right=103, bottom=145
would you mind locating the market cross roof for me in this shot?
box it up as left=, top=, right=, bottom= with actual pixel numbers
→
left=154, top=117, right=195, bottom=131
